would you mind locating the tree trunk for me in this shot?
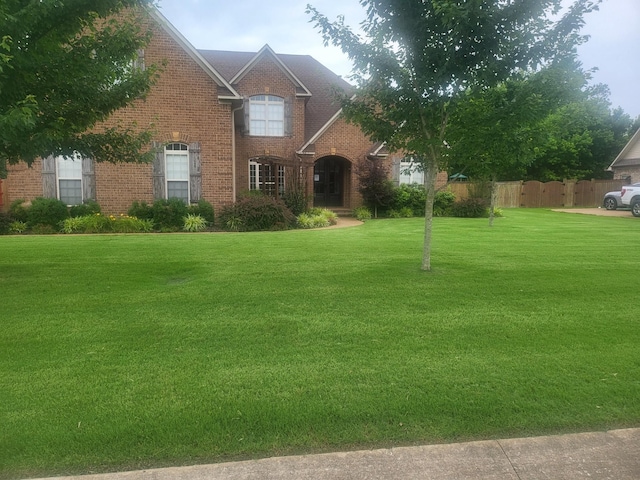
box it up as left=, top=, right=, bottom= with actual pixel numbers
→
left=421, top=160, right=438, bottom=271
left=489, top=174, right=497, bottom=227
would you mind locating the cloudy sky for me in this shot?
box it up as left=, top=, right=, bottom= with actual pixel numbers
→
left=159, top=0, right=640, bottom=119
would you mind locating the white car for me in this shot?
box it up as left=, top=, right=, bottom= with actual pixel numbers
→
left=620, top=183, right=640, bottom=217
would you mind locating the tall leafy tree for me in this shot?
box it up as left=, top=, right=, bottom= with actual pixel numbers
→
left=308, top=0, right=599, bottom=270
left=447, top=59, right=589, bottom=225
left=0, top=0, right=160, bottom=178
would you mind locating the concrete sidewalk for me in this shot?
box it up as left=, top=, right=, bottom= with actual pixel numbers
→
left=30, top=428, right=640, bottom=480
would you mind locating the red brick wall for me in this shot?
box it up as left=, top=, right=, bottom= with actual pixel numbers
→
left=5, top=11, right=235, bottom=215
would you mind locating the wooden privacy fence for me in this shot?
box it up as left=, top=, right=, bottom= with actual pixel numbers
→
left=448, top=179, right=626, bottom=208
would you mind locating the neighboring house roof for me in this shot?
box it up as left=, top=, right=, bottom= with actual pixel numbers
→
left=609, top=128, right=640, bottom=170
left=148, top=8, right=241, bottom=100
left=199, top=47, right=354, bottom=143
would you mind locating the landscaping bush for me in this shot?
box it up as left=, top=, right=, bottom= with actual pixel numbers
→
left=218, top=194, right=295, bottom=231
left=9, top=221, right=28, bottom=234
left=282, top=189, right=308, bottom=216
left=127, top=201, right=154, bottom=221
left=9, top=199, right=29, bottom=223
left=151, top=198, right=189, bottom=232
left=392, top=184, right=426, bottom=216
left=387, top=207, right=414, bottom=218
left=297, top=208, right=338, bottom=229
left=0, top=212, right=11, bottom=235
left=62, top=214, right=154, bottom=234
left=183, top=214, right=208, bottom=232
left=69, top=200, right=101, bottom=218
left=188, top=199, right=215, bottom=225
left=353, top=206, right=372, bottom=221
left=434, top=190, right=456, bottom=217
left=27, top=197, right=69, bottom=229
left=451, top=197, right=489, bottom=218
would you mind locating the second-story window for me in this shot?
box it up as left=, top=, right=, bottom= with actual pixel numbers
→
left=249, top=95, right=284, bottom=136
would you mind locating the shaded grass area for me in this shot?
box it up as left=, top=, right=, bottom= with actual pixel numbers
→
left=1, top=209, right=639, bottom=478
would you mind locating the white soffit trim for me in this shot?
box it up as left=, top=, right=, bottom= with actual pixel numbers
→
left=609, top=127, right=640, bottom=170
left=231, top=44, right=312, bottom=97
left=148, top=7, right=241, bottom=100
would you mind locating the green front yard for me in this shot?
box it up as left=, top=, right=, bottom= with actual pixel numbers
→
left=1, top=209, right=639, bottom=479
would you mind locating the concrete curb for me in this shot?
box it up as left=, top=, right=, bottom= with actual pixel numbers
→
left=29, top=428, right=640, bottom=480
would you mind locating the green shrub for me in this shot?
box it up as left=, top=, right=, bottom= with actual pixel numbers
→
left=282, top=189, right=309, bottom=216
left=69, top=200, right=101, bottom=218
left=151, top=198, right=189, bottom=231
left=188, top=199, right=215, bottom=225
left=0, top=212, right=12, bottom=234
left=297, top=208, right=337, bottom=229
left=62, top=214, right=154, bottom=234
left=127, top=201, right=154, bottom=221
left=9, top=220, right=28, bottom=234
left=183, top=214, right=208, bottom=232
left=434, top=190, right=456, bottom=217
left=353, top=206, right=372, bottom=221
left=386, top=207, right=413, bottom=218
left=27, top=197, right=69, bottom=229
left=451, top=198, right=489, bottom=218
left=392, top=184, right=426, bottom=216
left=9, top=199, right=29, bottom=223
left=30, top=224, right=57, bottom=235
left=218, top=195, right=295, bottom=232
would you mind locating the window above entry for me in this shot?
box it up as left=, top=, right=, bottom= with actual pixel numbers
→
left=245, top=95, right=293, bottom=137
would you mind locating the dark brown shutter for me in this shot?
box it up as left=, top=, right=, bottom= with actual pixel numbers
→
left=244, top=97, right=251, bottom=136
left=284, top=97, right=293, bottom=137
left=42, top=156, right=57, bottom=198
left=152, top=141, right=165, bottom=200
left=189, top=142, right=202, bottom=203
left=82, top=157, right=96, bottom=201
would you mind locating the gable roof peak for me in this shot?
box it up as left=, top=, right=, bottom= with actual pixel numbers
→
left=230, top=45, right=312, bottom=97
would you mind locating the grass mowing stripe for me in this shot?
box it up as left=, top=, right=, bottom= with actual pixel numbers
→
left=1, top=209, right=639, bottom=478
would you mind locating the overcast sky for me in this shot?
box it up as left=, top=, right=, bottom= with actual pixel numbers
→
left=159, top=0, right=640, bottom=119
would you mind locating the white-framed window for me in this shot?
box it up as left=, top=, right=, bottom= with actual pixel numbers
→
left=249, top=161, right=285, bottom=197
left=249, top=95, right=284, bottom=137
left=56, top=154, right=83, bottom=205
left=399, top=159, right=424, bottom=185
left=165, top=143, right=189, bottom=203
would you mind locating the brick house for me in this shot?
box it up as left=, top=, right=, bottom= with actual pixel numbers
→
left=608, top=128, right=640, bottom=184
left=3, top=7, right=434, bottom=216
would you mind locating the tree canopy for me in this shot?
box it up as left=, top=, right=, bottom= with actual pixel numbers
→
left=0, top=0, right=160, bottom=177
left=308, top=0, right=600, bottom=270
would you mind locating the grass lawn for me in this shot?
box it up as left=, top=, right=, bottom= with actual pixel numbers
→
left=1, top=209, right=639, bottom=479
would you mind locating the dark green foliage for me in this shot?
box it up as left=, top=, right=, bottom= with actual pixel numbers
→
left=433, top=190, right=456, bottom=217
left=151, top=198, right=189, bottom=232
left=27, top=197, right=69, bottom=229
left=9, top=199, right=29, bottom=223
left=218, top=195, right=295, bottom=231
left=0, top=212, right=11, bottom=234
left=451, top=198, right=489, bottom=218
left=282, top=189, right=309, bottom=216
left=69, top=200, right=101, bottom=218
left=0, top=0, right=160, bottom=176
left=188, top=199, right=215, bottom=225
left=392, top=184, right=427, bottom=217
left=127, top=201, right=154, bottom=221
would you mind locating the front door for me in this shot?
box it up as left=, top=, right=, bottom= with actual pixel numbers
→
left=313, top=157, right=344, bottom=207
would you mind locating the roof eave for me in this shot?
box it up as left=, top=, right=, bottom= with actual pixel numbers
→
left=148, top=7, right=241, bottom=100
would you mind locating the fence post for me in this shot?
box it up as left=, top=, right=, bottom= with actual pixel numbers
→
left=563, top=179, right=575, bottom=207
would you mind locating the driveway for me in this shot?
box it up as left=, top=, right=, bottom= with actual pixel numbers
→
left=552, top=207, right=634, bottom=217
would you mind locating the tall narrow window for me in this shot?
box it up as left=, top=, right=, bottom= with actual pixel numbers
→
left=165, top=143, right=189, bottom=203
left=56, top=154, right=83, bottom=205
left=249, top=161, right=285, bottom=197
left=249, top=95, right=284, bottom=136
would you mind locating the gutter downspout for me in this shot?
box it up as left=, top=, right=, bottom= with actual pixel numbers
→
left=231, top=100, right=245, bottom=203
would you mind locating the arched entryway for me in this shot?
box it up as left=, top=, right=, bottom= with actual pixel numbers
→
left=313, top=156, right=350, bottom=207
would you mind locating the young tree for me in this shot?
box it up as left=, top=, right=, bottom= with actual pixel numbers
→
left=355, top=158, right=395, bottom=218
left=0, top=0, right=160, bottom=178
left=307, top=0, right=599, bottom=270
